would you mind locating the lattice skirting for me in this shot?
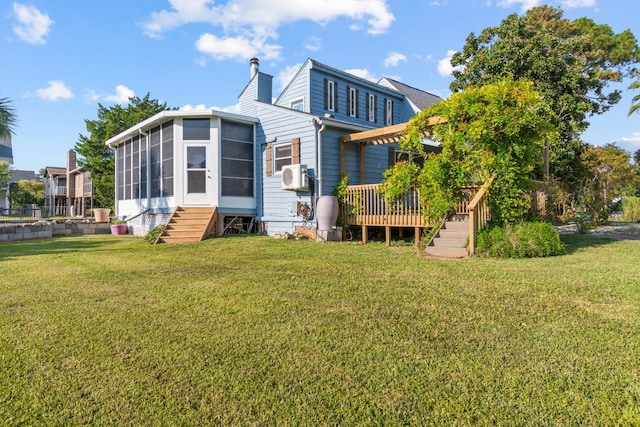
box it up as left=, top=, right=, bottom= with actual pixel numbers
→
left=128, top=213, right=172, bottom=236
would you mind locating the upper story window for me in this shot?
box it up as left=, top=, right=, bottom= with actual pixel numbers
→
left=183, top=118, right=210, bottom=140
left=324, top=79, right=337, bottom=112
left=290, top=98, right=304, bottom=112
left=348, top=87, right=359, bottom=118
left=367, top=93, right=377, bottom=122
left=384, top=98, right=395, bottom=126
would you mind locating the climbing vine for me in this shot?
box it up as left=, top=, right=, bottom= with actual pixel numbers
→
left=381, top=78, right=556, bottom=224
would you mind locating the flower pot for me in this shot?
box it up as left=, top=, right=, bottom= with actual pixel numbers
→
left=110, top=224, right=127, bottom=235
left=94, top=208, right=111, bottom=223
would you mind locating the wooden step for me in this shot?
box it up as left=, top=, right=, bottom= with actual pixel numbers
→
left=424, top=213, right=470, bottom=259
left=155, top=206, right=218, bottom=244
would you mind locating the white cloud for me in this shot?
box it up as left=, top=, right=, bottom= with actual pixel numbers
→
left=345, top=68, right=377, bottom=82
left=180, top=103, right=241, bottom=114
left=180, top=104, right=211, bottom=111
left=384, top=52, right=407, bottom=68
left=615, top=132, right=640, bottom=155
left=560, top=0, right=596, bottom=7
left=195, top=33, right=281, bottom=61
left=304, top=36, right=322, bottom=52
left=35, top=81, right=73, bottom=101
left=12, top=3, right=54, bottom=45
left=141, top=0, right=394, bottom=61
left=496, top=0, right=541, bottom=10
left=437, top=50, right=463, bottom=77
left=276, top=63, right=302, bottom=91
left=104, top=85, right=135, bottom=104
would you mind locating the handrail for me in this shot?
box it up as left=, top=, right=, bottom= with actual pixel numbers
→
left=123, top=208, right=150, bottom=223
left=467, top=176, right=494, bottom=255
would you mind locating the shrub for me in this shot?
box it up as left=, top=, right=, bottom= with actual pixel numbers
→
left=476, top=221, right=567, bottom=258
left=622, top=197, right=640, bottom=222
left=144, top=225, right=165, bottom=244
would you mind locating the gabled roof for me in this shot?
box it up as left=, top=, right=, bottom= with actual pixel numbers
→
left=275, top=58, right=404, bottom=105
left=378, top=77, right=442, bottom=111
left=44, top=166, right=66, bottom=177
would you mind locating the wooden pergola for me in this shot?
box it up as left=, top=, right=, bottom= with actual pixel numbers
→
left=337, top=115, right=447, bottom=245
left=338, top=115, right=446, bottom=184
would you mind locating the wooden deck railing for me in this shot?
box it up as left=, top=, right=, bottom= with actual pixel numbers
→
left=467, top=177, right=494, bottom=255
left=342, top=184, right=482, bottom=228
left=342, top=184, right=428, bottom=228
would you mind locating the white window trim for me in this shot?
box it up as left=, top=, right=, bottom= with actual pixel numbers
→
left=273, top=142, right=293, bottom=174
left=349, top=87, right=357, bottom=117
left=327, top=80, right=336, bottom=112
left=290, top=98, right=304, bottom=111
left=386, top=99, right=393, bottom=126
left=368, top=93, right=375, bottom=122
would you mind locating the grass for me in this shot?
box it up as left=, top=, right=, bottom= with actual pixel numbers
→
left=1, top=233, right=639, bottom=425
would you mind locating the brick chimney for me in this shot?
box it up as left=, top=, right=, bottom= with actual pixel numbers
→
left=67, top=149, right=76, bottom=171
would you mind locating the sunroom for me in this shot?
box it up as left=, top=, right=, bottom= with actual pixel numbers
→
left=105, top=110, right=259, bottom=237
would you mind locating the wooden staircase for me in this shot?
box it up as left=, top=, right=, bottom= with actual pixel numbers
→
left=425, top=214, right=470, bottom=259
left=155, top=206, right=218, bottom=244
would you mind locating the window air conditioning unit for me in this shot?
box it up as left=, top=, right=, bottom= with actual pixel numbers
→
left=281, top=164, right=309, bottom=191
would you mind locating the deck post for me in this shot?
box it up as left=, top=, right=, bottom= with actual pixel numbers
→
left=362, top=225, right=368, bottom=244
left=415, top=227, right=421, bottom=246
left=339, top=141, right=345, bottom=176
left=359, top=144, right=366, bottom=184
left=385, top=226, right=391, bottom=247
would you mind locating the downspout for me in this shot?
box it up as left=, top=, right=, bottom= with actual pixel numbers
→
left=312, top=118, right=326, bottom=197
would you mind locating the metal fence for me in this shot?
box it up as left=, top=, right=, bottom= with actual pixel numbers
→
left=0, top=205, right=46, bottom=221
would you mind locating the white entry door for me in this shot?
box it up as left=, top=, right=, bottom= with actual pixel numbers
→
left=184, top=144, right=211, bottom=205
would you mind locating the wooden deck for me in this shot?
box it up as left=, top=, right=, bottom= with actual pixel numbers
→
left=341, top=183, right=481, bottom=245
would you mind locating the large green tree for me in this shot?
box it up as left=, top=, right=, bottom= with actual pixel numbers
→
left=9, top=180, right=45, bottom=206
left=0, top=161, right=11, bottom=194
left=0, top=98, right=17, bottom=138
left=450, top=5, right=639, bottom=185
left=577, top=143, right=638, bottom=224
left=75, top=94, right=169, bottom=210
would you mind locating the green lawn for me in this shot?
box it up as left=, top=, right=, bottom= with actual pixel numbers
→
left=1, top=234, right=639, bottom=425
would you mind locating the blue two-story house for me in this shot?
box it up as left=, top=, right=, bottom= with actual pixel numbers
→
left=105, top=57, right=441, bottom=239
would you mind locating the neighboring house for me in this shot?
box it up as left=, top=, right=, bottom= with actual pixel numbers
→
left=105, top=57, right=441, bottom=237
left=0, top=169, right=36, bottom=210
left=43, top=150, right=95, bottom=217
left=0, top=135, right=13, bottom=165
left=43, top=166, right=68, bottom=216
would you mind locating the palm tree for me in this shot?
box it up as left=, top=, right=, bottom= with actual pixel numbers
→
left=628, top=71, right=640, bottom=117
left=0, top=97, right=17, bottom=138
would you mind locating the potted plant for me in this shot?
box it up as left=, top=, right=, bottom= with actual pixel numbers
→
left=110, top=219, right=128, bottom=235
left=93, top=208, right=111, bottom=223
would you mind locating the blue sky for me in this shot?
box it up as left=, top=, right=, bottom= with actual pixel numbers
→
left=2, top=0, right=639, bottom=172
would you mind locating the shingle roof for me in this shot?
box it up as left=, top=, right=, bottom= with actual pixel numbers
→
left=379, top=77, right=442, bottom=111
left=10, top=170, right=36, bottom=182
